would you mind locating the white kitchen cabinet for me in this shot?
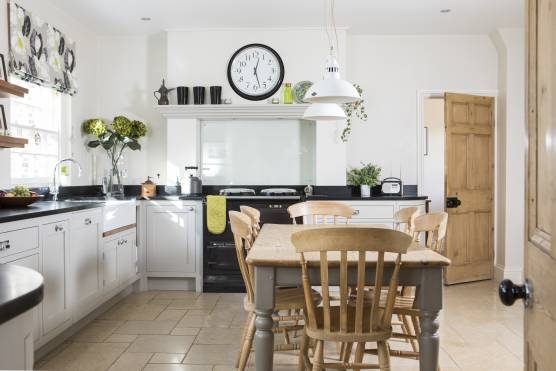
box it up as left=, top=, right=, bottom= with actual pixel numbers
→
left=339, top=199, right=428, bottom=228
left=146, top=205, right=196, bottom=273
left=41, top=220, right=71, bottom=335
left=0, top=309, right=35, bottom=370
left=69, top=210, right=102, bottom=321
left=102, top=238, right=119, bottom=293
left=3, top=253, right=42, bottom=342
left=102, top=229, right=137, bottom=294
left=117, top=230, right=138, bottom=284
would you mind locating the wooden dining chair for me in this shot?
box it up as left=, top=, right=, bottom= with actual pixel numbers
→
left=291, top=227, right=412, bottom=371
left=229, top=211, right=321, bottom=370
left=382, top=212, right=448, bottom=362
left=240, top=205, right=261, bottom=238
left=287, top=201, right=355, bottom=225
left=393, top=207, right=420, bottom=235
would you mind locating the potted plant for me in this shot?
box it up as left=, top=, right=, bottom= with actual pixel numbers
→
left=346, top=162, right=381, bottom=198
left=83, top=116, right=147, bottom=196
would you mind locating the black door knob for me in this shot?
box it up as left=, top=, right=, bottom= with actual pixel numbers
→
left=499, top=279, right=532, bottom=306
left=446, top=196, right=461, bottom=208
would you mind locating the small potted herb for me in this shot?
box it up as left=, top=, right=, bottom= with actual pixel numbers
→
left=346, top=162, right=382, bottom=198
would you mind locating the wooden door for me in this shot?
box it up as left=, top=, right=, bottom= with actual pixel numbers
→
left=524, top=0, right=556, bottom=368
left=444, top=92, right=495, bottom=284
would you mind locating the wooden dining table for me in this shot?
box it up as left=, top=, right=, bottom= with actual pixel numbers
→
left=245, top=223, right=451, bottom=371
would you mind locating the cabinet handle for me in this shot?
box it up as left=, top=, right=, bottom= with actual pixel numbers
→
left=353, top=209, right=360, bottom=215
left=188, top=207, right=194, bottom=211
left=55, top=225, right=64, bottom=232
left=84, top=218, right=92, bottom=225
left=0, top=240, right=9, bottom=251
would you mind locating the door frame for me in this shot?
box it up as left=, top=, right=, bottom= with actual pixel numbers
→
left=416, top=89, right=498, bottom=266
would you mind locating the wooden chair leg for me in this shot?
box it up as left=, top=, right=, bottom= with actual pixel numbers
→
left=401, top=314, right=418, bottom=352
left=238, top=313, right=256, bottom=371
left=342, top=342, right=353, bottom=363
left=312, top=340, right=324, bottom=371
left=235, top=312, right=253, bottom=368
left=353, top=342, right=365, bottom=371
left=411, top=314, right=421, bottom=338
left=338, top=342, right=346, bottom=360
left=377, top=341, right=391, bottom=371
left=298, top=330, right=310, bottom=371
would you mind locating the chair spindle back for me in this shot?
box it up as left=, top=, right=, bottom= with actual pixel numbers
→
left=413, top=212, right=449, bottom=252
left=229, top=211, right=255, bottom=304
left=394, top=207, right=420, bottom=235
left=240, top=205, right=261, bottom=238
left=287, top=201, right=355, bottom=225
left=291, top=227, right=412, bottom=334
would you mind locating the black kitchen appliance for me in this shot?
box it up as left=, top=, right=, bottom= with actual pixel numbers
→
left=202, top=185, right=302, bottom=292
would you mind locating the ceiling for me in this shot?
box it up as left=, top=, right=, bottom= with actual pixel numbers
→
left=48, top=0, right=525, bottom=36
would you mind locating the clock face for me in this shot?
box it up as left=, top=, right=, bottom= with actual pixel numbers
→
left=227, top=44, right=284, bottom=101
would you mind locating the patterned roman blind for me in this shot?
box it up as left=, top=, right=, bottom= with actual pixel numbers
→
left=8, top=2, right=78, bottom=95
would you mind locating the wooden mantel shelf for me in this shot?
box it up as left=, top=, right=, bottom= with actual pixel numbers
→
left=154, top=103, right=311, bottom=120
left=0, top=135, right=28, bottom=148
left=0, top=80, right=29, bottom=98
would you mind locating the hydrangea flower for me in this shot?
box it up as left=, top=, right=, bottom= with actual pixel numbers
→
left=112, top=116, right=133, bottom=137
left=82, top=118, right=107, bottom=137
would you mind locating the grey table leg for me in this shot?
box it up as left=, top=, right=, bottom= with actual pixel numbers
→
left=254, top=266, right=276, bottom=371
left=415, top=268, right=443, bottom=371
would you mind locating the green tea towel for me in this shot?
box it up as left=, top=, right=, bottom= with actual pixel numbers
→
left=207, top=195, right=226, bottom=234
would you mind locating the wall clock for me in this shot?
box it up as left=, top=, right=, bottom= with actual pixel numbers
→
left=227, top=43, right=284, bottom=101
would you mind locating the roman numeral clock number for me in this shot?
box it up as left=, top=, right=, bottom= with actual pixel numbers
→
left=227, top=43, right=284, bottom=101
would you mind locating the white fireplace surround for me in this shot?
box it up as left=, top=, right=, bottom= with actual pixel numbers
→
left=155, top=104, right=347, bottom=186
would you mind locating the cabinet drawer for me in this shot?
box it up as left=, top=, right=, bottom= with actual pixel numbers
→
left=71, top=209, right=102, bottom=230
left=0, top=227, right=39, bottom=258
left=350, top=205, right=395, bottom=219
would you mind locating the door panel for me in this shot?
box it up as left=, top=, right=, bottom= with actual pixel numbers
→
left=444, top=92, right=495, bottom=284
left=525, top=0, right=556, bottom=369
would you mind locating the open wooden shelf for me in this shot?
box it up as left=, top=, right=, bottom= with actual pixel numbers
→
left=0, top=79, right=29, bottom=97
left=0, top=135, right=28, bottom=148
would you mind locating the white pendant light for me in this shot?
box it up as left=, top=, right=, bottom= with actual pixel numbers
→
left=302, top=103, right=346, bottom=121
left=304, top=55, right=360, bottom=104
left=303, top=0, right=360, bottom=105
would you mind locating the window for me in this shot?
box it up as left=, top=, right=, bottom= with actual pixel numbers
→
left=9, top=80, right=62, bottom=186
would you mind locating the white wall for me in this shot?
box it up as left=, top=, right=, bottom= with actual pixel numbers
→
left=422, top=98, right=445, bottom=212
left=491, top=28, right=526, bottom=283
left=347, top=35, right=498, bottom=185
left=0, top=0, right=98, bottom=188
left=95, top=33, right=167, bottom=185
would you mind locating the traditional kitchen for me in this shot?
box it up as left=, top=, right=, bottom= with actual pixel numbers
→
left=0, top=1, right=535, bottom=371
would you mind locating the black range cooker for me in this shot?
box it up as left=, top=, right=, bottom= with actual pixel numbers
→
left=202, top=186, right=303, bottom=292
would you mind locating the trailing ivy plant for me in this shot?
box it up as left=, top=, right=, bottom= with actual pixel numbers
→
left=83, top=116, right=147, bottom=186
left=341, top=84, right=367, bottom=142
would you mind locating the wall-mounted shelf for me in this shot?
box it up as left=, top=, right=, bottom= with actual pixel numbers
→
left=0, top=80, right=29, bottom=97
left=155, top=104, right=311, bottom=120
left=0, top=135, right=28, bottom=148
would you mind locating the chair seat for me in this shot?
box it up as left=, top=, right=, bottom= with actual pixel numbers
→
left=243, top=287, right=321, bottom=312
left=306, top=305, right=392, bottom=342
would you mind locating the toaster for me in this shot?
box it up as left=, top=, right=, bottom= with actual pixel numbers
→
left=381, top=177, right=403, bottom=196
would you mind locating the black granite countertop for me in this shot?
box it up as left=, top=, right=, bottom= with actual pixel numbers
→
left=306, top=195, right=429, bottom=201
left=0, top=201, right=104, bottom=224
left=0, top=264, right=44, bottom=326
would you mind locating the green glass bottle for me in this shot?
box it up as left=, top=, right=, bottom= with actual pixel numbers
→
left=282, top=83, right=293, bottom=104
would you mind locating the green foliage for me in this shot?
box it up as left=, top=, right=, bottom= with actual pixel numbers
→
left=82, top=115, right=148, bottom=186
left=341, top=84, right=368, bottom=142
left=346, top=162, right=381, bottom=186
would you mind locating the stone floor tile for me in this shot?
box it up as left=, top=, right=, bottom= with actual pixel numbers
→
left=40, top=342, right=128, bottom=371
left=115, top=320, right=178, bottom=335
left=127, top=335, right=195, bottom=354
left=107, top=352, right=153, bottom=371
left=149, top=353, right=186, bottom=364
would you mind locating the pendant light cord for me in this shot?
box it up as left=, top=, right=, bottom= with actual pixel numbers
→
left=324, top=0, right=339, bottom=56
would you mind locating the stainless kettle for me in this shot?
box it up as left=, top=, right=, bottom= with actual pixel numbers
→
left=185, top=166, right=202, bottom=195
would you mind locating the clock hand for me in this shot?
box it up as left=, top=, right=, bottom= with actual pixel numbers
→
left=254, top=58, right=261, bottom=87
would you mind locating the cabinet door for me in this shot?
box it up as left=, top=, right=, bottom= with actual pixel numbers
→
left=117, top=231, right=137, bottom=284
left=41, top=221, right=71, bottom=335
left=147, top=205, right=196, bottom=273
left=102, top=238, right=119, bottom=293
left=69, top=211, right=102, bottom=319
left=4, top=254, right=41, bottom=342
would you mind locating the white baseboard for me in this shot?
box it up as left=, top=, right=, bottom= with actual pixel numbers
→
left=494, top=264, right=523, bottom=283
left=147, top=277, right=196, bottom=291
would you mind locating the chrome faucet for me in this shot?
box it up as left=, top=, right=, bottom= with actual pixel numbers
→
left=52, top=158, right=83, bottom=201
